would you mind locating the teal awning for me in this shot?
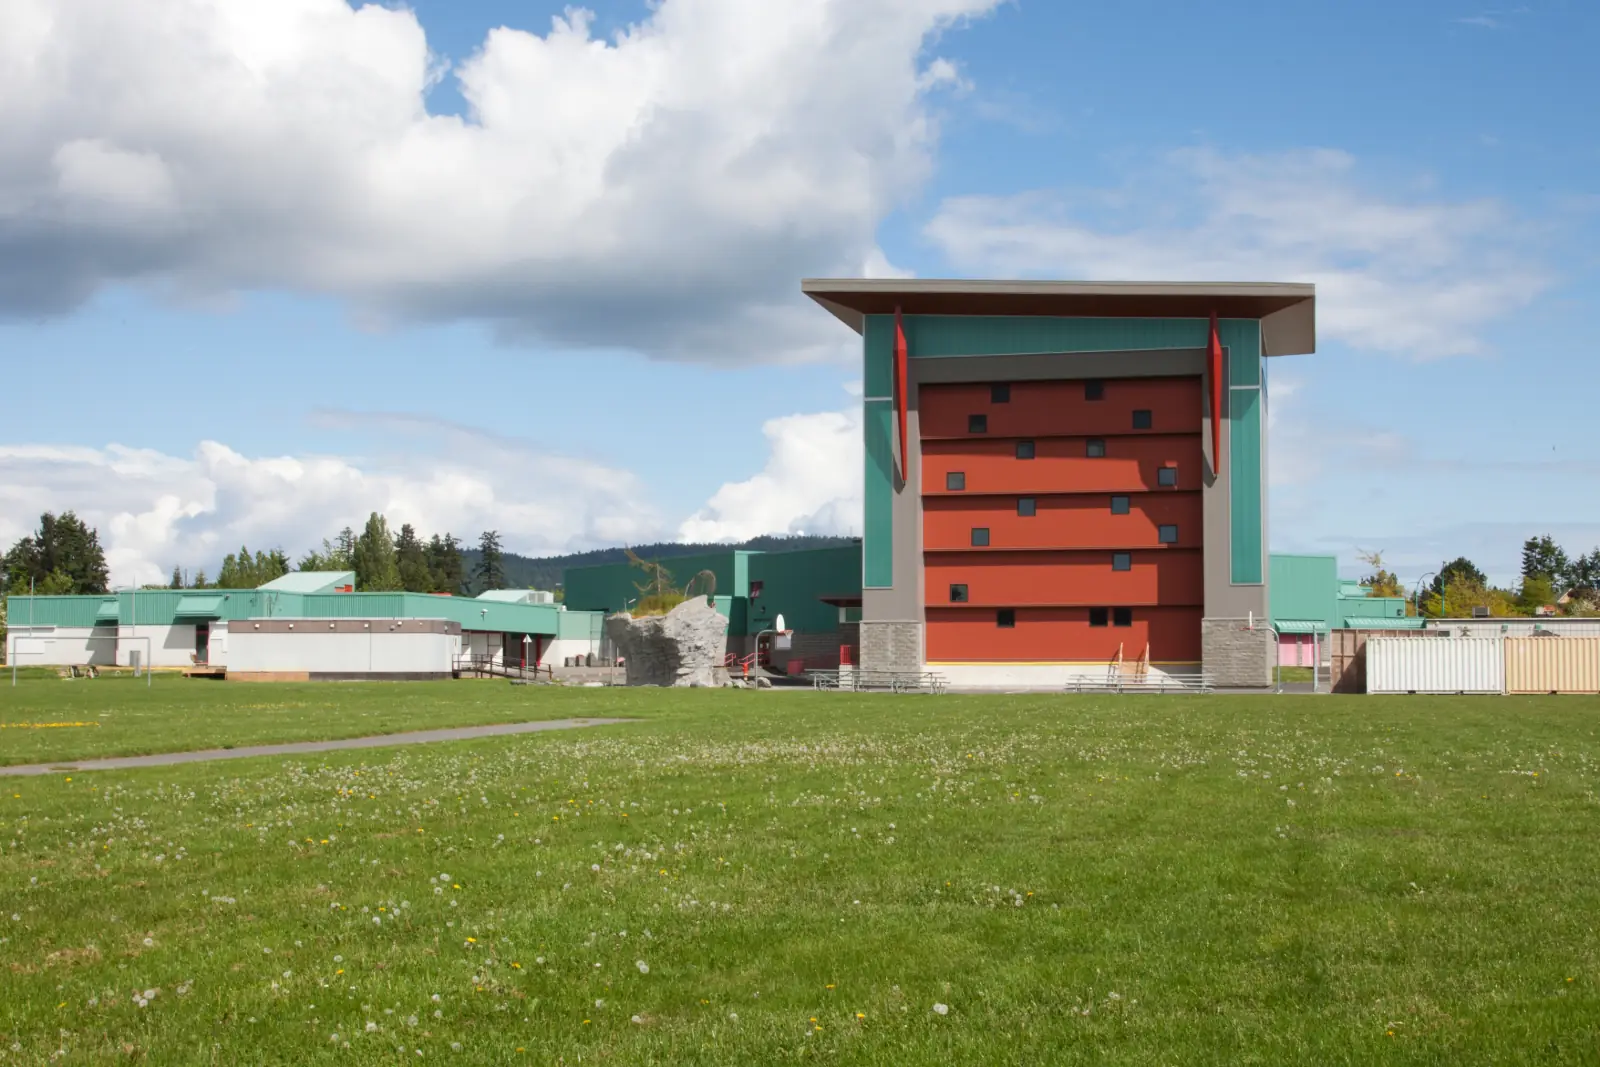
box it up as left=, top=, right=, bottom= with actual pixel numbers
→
left=94, top=599, right=120, bottom=622
left=172, top=594, right=226, bottom=618
left=1274, top=619, right=1327, bottom=634
left=1341, top=616, right=1425, bottom=631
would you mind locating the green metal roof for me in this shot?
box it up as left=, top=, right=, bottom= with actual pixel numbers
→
left=1274, top=619, right=1327, bottom=634
left=258, top=571, right=356, bottom=594
left=94, top=598, right=119, bottom=621
left=172, top=594, right=227, bottom=618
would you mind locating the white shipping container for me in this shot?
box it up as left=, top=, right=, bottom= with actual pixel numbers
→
left=1367, top=635, right=1505, bottom=694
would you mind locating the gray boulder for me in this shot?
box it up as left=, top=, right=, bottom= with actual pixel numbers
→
left=604, top=598, right=731, bottom=688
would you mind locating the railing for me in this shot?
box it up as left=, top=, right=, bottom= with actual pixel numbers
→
left=1065, top=672, right=1215, bottom=694
left=808, top=669, right=947, bottom=694
left=453, top=655, right=554, bottom=682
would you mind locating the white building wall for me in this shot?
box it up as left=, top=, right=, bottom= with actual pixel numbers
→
left=229, top=624, right=455, bottom=675
left=6, top=626, right=119, bottom=667
left=934, top=662, right=1197, bottom=690
left=115, top=624, right=198, bottom=668
left=543, top=637, right=600, bottom=666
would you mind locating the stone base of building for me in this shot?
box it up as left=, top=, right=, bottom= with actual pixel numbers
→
left=859, top=621, right=922, bottom=673
left=1201, top=619, right=1275, bottom=688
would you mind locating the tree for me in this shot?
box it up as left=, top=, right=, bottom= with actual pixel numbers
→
left=298, top=527, right=357, bottom=572
left=217, top=545, right=290, bottom=589
left=624, top=548, right=685, bottom=615
left=1520, top=575, right=1557, bottom=616
left=474, top=530, right=505, bottom=593
left=2, top=511, right=110, bottom=595
left=426, top=534, right=465, bottom=595
left=353, top=513, right=402, bottom=591
left=1521, top=534, right=1571, bottom=588
left=1568, top=548, right=1600, bottom=598
left=1430, top=557, right=1487, bottom=599
left=192, top=569, right=209, bottom=589
left=395, top=524, right=433, bottom=592
left=1357, top=550, right=1404, bottom=598
left=169, top=565, right=184, bottom=589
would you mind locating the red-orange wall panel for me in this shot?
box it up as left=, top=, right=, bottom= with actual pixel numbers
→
left=925, top=606, right=1203, bottom=663
left=919, top=378, right=1202, bottom=439
left=924, top=493, right=1203, bottom=550
left=925, top=550, right=1203, bottom=608
left=922, top=435, right=1203, bottom=495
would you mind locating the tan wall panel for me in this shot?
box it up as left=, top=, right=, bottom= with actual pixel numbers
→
left=1504, top=637, right=1600, bottom=694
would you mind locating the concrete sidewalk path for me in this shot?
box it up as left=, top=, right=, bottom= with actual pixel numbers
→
left=0, top=718, right=633, bottom=777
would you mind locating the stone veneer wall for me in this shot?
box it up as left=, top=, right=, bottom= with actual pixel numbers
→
left=1201, top=618, right=1274, bottom=688
left=860, top=621, right=922, bottom=673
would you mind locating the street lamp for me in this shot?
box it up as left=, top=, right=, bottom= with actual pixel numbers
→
left=1414, top=571, right=1438, bottom=621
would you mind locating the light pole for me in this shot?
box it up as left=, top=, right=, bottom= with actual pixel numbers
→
left=1414, top=571, right=1438, bottom=622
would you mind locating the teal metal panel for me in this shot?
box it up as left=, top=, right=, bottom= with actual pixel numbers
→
left=1269, top=555, right=1338, bottom=632
left=892, top=315, right=1215, bottom=358
left=864, top=315, right=894, bottom=396
left=1229, top=388, right=1264, bottom=584
left=172, top=594, right=227, bottom=618
left=1341, top=615, right=1426, bottom=630
left=4, top=596, right=108, bottom=628
left=863, top=400, right=895, bottom=588
left=556, top=608, right=604, bottom=640
left=1220, top=319, right=1261, bottom=386
left=563, top=551, right=746, bottom=614
left=747, top=545, right=861, bottom=634
left=94, top=598, right=119, bottom=622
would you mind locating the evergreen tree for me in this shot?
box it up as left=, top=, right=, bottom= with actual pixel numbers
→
left=353, top=513, right=402, bottom=591
left=395, top=523, right=433, bottom=592
left=473, top=530, right=505, bottom=593
left=1521, top=534, right=1571, bottom=588
left=298, top=527, right=358, bottom=572
left=2, top=512, right=110, bottom=594
left=169, top=565, right=184, bottom=589
left=192, top=569, right=209, bottom=589
left=426, top=534, right=465, bottom=595
left=217, top=546, right=292, bottom=588
left=1430, top=557, right=1487, bottom=598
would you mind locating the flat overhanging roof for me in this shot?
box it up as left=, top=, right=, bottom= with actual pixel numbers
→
left=801, top=278, right=1316, bottom=356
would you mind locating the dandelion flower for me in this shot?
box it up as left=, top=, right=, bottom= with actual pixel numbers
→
left=636, top=960, right=649, bottom=974
left=932, top=1003, right=949, bottom=1016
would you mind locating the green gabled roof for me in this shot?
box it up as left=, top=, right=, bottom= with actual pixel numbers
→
left=258, top=571, right=356, bottom=594
left=1342, top=616, right=1426, bottom=630
left=1274, top=619, right=1327, bottom=634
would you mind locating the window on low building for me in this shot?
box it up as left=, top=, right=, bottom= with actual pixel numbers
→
left=990, top=383, right=1010, bottom=403
left=1086, top=438, right=1106, bottom=458
left=1158, top=466, right=1178, bottom=487
left=971, top=528, right=990, bottom=547
left=946, top=471, right=966, bottom=491
left=1085, top=380, right=1105, bottom=401
left=1132, top=409, right=1153, bottom=430
left=997, top=609, right=1016, bottom=628
left=1113, top=552, right=1131, bottom=572
left=1016, top=440, right=1036, bottom=460
left=1159, top=524, right=1179, bottom=544
left=949, top=584, right=968, bottom=603
left=1110, top=495, right=1130, bottom=515
left=1113, top=607, right=1133, bottom=627
left=968, top=414, right=988, bottom=433
left=1017, top=497, right=1036, bottom=517
left=1088, top=607, right=1109, bottom=627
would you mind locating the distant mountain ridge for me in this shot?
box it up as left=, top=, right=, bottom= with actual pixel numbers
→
left=463, top=535, right=856, bottom=592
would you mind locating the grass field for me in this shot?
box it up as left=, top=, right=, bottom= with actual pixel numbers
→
left=4, top=681, right=1600, bottom=1064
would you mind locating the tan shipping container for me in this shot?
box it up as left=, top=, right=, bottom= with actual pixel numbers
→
left=1504, top=636, right=1600, bottom=694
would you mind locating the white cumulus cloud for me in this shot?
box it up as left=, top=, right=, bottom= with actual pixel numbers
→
left=925, top=147, right=1550, bottom=358
left=0, top=0, right=998, bottom=360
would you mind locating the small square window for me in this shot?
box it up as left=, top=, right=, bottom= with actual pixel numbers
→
left=971, top=527, right=990, bottom=547
left=1088, top=607, right=1109, bottom=627
left=946, top=471, right=966, bottom=491
left=1015, top=440, right=1036, bottom=460
left=996, top=609, right=1016, bottom=629
left=1113, top=552, right=1131, bottom=572
left=1017, top=497, right=1036, bottom=517
left=1132, top=409, right=1153, bottom=430
left=1113, top=607, right=1133, bottom=627
left=1085, top=380, right=1105, bottom=401
left=1086, top=438, right=1106, bottom=458
left=990, top=383, right=1010, bottom=403
left=1110, top=495, right=1130, bottom=515
left=1158, top=466, right=1178, bottom=487
left=1158, top=524, right=1179, bottom=544
left=949, top=584, right=968, bottom=603
left=968, top=414, right=988, bottom=433
left=749, top=581, right=763, bottom=599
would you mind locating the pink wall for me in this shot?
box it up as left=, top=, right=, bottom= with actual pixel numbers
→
left=1277, top=632, right=1320, bottom=666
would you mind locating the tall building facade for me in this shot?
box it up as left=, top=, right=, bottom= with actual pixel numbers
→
left=803, top=280, right=1316, bottom=688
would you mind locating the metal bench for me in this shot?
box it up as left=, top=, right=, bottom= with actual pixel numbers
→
left=809, top=669, right=947, bottom=694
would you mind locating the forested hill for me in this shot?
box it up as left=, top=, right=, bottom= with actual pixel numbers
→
left=462, top=535, right=856, bottom=592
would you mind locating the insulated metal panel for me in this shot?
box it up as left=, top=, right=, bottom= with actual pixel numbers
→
left=1504, top=637, right=1600, bottom=694
left=1367, top=636, right=1504, bottom=694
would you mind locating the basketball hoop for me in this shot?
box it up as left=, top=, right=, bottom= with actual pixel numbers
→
left=775, top=630, right=794, bottom=651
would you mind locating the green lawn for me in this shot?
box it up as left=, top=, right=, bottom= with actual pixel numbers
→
left=0, top=674, right=656, bottom=766
left=4, top=686, right=1600, bottom=1065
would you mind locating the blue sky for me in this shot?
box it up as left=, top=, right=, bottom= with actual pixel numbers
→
left=3, top=0, right=1596, bottom=588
